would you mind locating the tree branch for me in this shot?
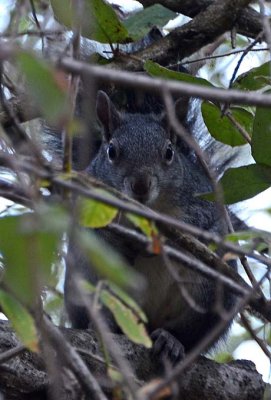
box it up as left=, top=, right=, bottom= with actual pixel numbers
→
left=57, top=58, right=271, bottom=107
left=0, top=321, right=265, bottom=400
left=138, top=0, right=262, bottom=39
left=110, top=0, right=254, bottom=70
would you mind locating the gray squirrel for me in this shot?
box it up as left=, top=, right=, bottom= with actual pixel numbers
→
left=64, top=90, right=236, bottom=363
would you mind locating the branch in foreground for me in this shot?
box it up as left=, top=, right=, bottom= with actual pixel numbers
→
left=1, top=158, right=271, bottom=324
left=0, top=321, right=265, bottom=400
left=1, top=42, right=271, bottom=129
left=58, top=58, right=271, bottom=108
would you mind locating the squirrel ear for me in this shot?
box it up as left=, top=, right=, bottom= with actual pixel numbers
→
left=158, top=112, right=177, bottom=144
left=96, top=91, right=121, bottom=142
left=175, top=96, right=190, bottom=124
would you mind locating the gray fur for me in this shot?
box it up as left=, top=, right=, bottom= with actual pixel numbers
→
left=65, top=91, right=236, bottom=358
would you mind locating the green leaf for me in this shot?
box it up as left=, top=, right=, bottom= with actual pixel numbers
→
left=84, top=282, right=151, bottom=347
left=51, top=0, right=130, bottom=43
left=226, top=230, right=269, bottom=252
left=144, top=60, right=213, bottom=87
left=79, top=190, right=118, bottom=228
left=101, top=288, right=152, bottom=347
left=203, top=164, right=271, bottom=204
left=252, top=105, right=271, bottom=166
left=0, top=206, right=67, bottom=305
left=126, top=213, right=157, bottom=238
left=233, top=61, right=271, bottom=91
left=201, top=102, right=252, bottom=146
left=44, top=294, right=63, bottom=314
left=0, top=289, right=38, bottom=352
left=106, top=282, right=148, bottom=323
left=16, top=52, right=69, bottom=125
left=79, top=229, right=141, bottom=289
left=108, top=367, right=123, bottom=384
left=226, top=230, right=261, bottom=242
left=0, top=215, right=37, bottom=304
left=124, top=4, right=176, bottom=40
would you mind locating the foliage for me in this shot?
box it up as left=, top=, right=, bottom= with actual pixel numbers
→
left=123, top=4, right=176, bottom=40
left=83, top=281, right=152, bottom=347
left=145, top=61, right=271, bottom=204
left=51, top=0, right=130, bottom=43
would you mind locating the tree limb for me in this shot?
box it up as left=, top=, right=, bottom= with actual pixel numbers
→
left=110, top=0, right=255, bottom=70
left=138, top=0, right=262, bottom=39
left=0, top=321, right=265, bottom=400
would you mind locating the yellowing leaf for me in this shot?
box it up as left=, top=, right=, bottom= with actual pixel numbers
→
left=79, top=191, right=118, bottom=228
left=108, top=367, right=123, bottom=384
left=126, top=213, right=157, bottom=237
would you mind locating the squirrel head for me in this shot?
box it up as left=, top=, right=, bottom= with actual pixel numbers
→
left=94, top=91, right=183, bottom=208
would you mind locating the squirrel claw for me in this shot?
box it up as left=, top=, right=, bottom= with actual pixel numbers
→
left=151, top=328, right=185, bottom=365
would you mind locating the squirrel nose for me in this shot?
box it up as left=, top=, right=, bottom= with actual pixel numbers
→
left=130, top=176, right=152, bottom=196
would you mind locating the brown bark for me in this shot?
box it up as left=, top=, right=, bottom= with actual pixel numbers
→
left=111, top=0, right=255, bottom=70
left=0, top=321, right=265, bottom=400
left=138, top=0, right=262, bottom=38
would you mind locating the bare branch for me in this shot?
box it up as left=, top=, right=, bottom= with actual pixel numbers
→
left=58, top=58, right=271, bottom=107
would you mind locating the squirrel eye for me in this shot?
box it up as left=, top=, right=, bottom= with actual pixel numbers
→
left=164, top=142, right=174, bottom=164
left=107, top=141, right=117, bottom=162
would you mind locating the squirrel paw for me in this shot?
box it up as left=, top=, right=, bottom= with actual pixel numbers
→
left=151, top=328, right=185, bottom=365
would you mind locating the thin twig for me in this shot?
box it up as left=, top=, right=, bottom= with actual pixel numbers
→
left=162, top=250, right=206, bottom=313
left=0, top=30, right=64, bottom=38
left=39, top=315, right=109, bottom=400
left=62, top=2, right=82, bottom=175
left=229, top=31, right=264, bottom=88
left=108, top=223, right=250, bottom=297
left=29, top=0, right=44, bottom=51
left=162, top=88, right=231, bottom=234
left=225, top=111, right=252, bottom=144
left=74, top=279, right=140, bottom=400
left=58, top=57, right=271, bottom=107
left=0, top=344, right=26, bottom=364
left=180, top=46, right=269, bottom=66
left=240, top=256, right=265, bottom=298
left=259, top=0, right=271, bottom=74
left=240, top=312, right=271, bottom=358
left=145, top=267, right=270, bottom=400
left=1, top=152, right=270, bottom=273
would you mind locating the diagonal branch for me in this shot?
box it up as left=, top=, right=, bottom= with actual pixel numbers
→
left=111, top=0, right=254, bottom=70
left=138, top=0, right=262, bottom=39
